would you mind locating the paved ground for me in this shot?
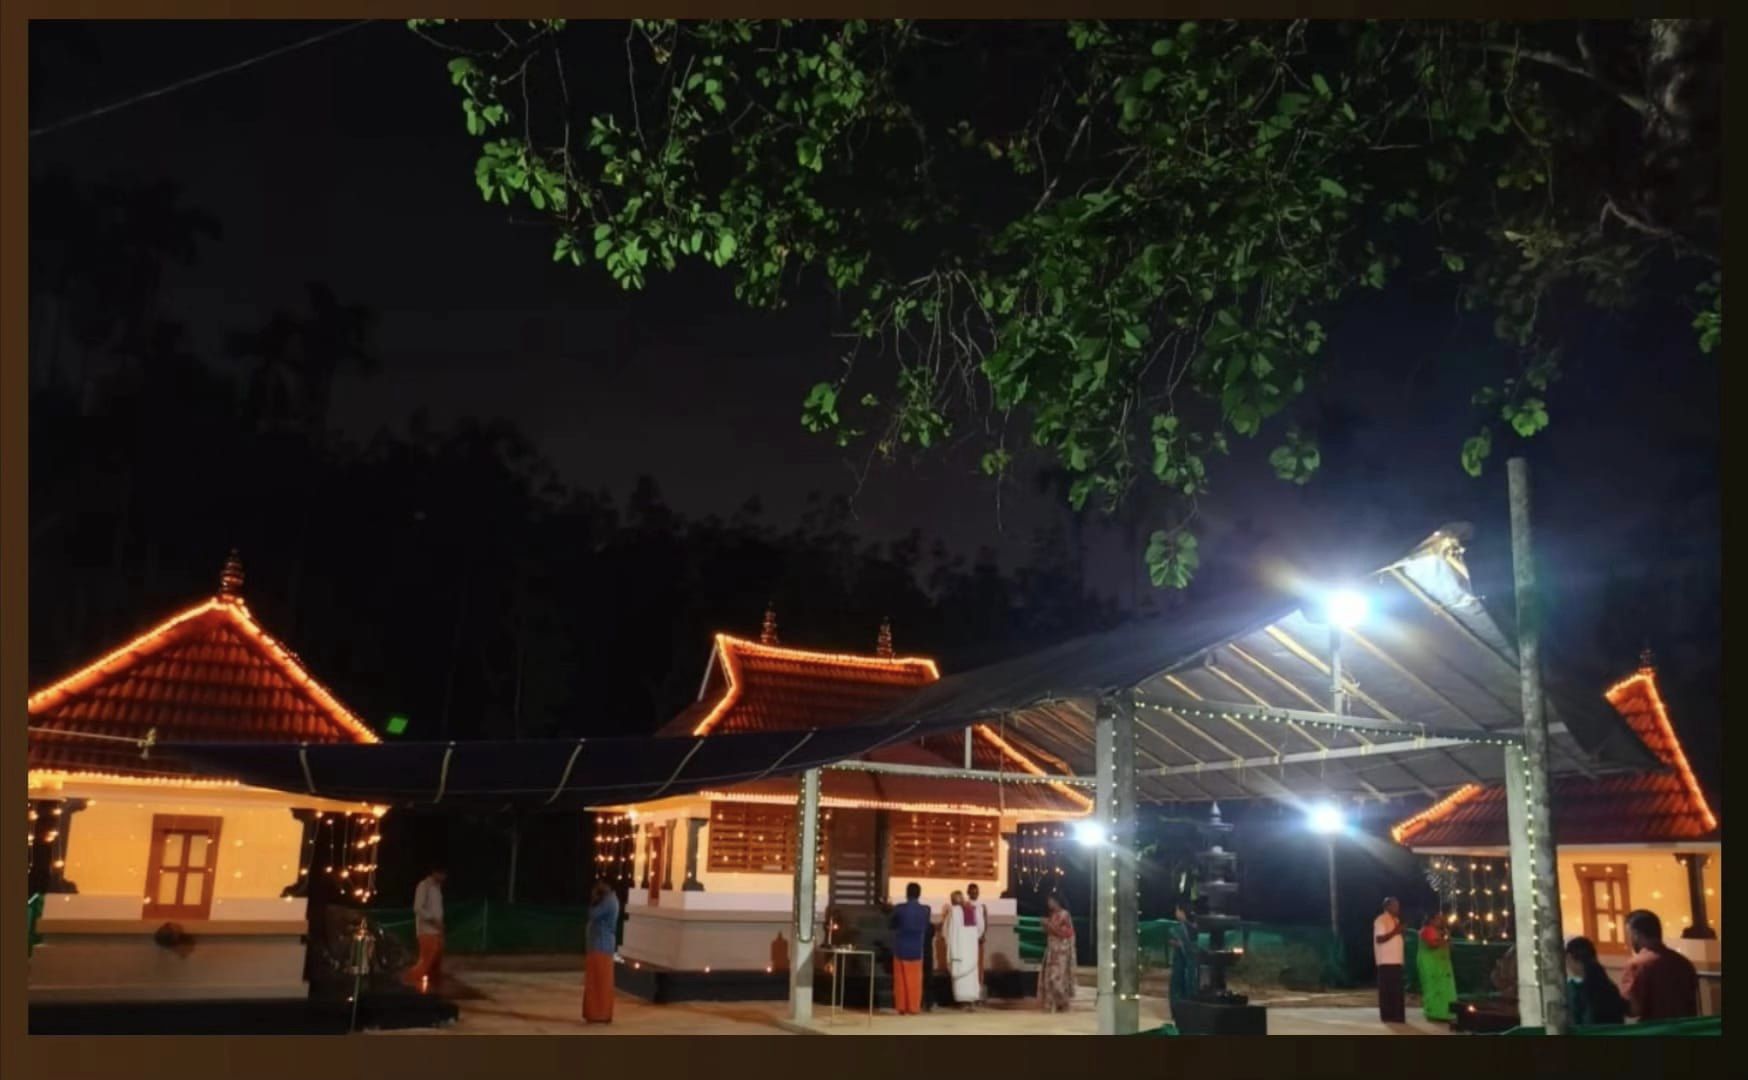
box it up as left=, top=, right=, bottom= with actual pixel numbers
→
left=368, top=969, right=1452, bottom=1036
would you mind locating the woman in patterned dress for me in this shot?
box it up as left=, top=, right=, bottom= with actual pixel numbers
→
left=1039, top=893, right=1077, bottom=1013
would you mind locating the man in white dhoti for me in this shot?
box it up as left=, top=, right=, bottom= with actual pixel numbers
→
left=966, top=883, right=989, bottom=999
left=945, top=889, right=982, bottom=1009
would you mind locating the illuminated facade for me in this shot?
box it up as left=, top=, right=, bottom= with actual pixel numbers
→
left=1392, top=659, right=1721, bottom=1000
left=607, top=619, right=1091, bottom=978
left=26, top=555, right=382, bottom=1003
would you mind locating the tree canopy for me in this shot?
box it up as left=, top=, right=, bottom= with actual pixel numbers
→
left=408, top=18, right=1721, bottom=587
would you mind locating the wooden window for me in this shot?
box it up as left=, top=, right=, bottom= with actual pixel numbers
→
left=887, top=812, right=999, bottom=881
left=143, top=815, right=223, bottom=920
left=707, top=803, right=802, bottom=874
left=1575, top=863, right=1632, bottom=955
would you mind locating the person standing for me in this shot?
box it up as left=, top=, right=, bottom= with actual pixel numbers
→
left=966, top=883, right=989, bottom=999
left=1618, top=910, right=1700, bottom=1021
left=1168, top=900, right=1199, bottom=1008
left=582, top=880, right=620, bottom=1024
left=1373, top=896, right=1406, bottom=1023
left=404, top=865, right=447, bottom=992
left=945, top=890, right=982, bottom=1009
left=1416, top=911, right=1458, bottom=1023
left=1564, top=936, right=1627, bottom=1026
left=889, top=882, right=931, bottom=1016
left=1038, top=893, right=1077, bottom=1013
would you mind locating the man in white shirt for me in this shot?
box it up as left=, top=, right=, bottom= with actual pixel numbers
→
left=966, top=883, right=989, bottom=998
left=404, top=866, right=447, bottom=992
left=1373, top=896, right=1406, bottom=1022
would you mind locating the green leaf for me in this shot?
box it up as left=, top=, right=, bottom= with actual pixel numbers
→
left=796, top=136, right=823, bottom=172
left=1460, top=428, right=1494, bottom=478
left=1142, top=67, right=1167, bottom=93
left=1311, top=73, right=1331, bottom=98
left=1317, top=177, right=1348, bottom=200
left=716, top=231, right=739, bottom=263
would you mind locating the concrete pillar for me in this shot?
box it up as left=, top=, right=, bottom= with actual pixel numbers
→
left=1504, top=746, right=1544, bottom=1028
left=1094, top=695, right=1140, bottom=1035
left=789, top=768, right=822, bottom=1023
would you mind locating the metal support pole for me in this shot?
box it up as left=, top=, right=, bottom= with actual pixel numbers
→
left=1094, top=706, right=1116, bottom=1035
left=1112, top=694, right=1140, bottom=1035
left=1329, top=628, right=1347, bottom=716
left=790, top=768, right=822, bottom=1023
left=1506, top=457, right=1569, bottom=1035
left=964, top=726, right=974, bottom=770
left=1326, top=839, right=1339, bottom=939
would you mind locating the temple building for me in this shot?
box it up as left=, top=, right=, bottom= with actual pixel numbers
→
left=605, top=611, right=1091, bottom=983
left=1392, top=655, right=1720, bottom=1001
left=26, top=555, right=384, bottom=1003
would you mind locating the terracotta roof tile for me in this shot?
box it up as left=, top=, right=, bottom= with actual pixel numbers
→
left=658, top=635, right=940, bottom=737
left=29, top=598, right=377, bottom=781
left=1393, top=667, right=1718, bottom=848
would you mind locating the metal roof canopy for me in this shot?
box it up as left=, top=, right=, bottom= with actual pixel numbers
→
left=859, top=524, right=1655, bottom=805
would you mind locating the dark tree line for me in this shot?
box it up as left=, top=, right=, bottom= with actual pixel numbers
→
left=28, top=174, right=1123, bottom=746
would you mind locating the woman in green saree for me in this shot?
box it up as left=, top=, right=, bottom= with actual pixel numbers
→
left=1417, top=911, right=1458, bottom=1023
left=1169, top=901, right=1200, bottom=1006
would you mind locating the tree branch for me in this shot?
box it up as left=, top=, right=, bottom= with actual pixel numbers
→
left=1477, top=42, right=1650, bottom=116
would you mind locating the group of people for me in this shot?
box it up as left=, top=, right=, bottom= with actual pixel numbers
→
left=1372, top=897, right=1702, bottom=1028
left=886, top=882, right=992, bottom=1014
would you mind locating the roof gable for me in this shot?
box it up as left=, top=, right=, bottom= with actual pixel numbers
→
left=1391, top=665, right=1717, bottom=848
left=663, top=634, right=941, bottom=737
left=29, top=597, right=378, bottom=780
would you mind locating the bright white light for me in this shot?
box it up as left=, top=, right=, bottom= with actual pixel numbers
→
left=1307, top=803, right=1346, bottom=836
left=1327, top=589, right=1369, bottom=629
left=1072, top=820, right=1109, bottom=848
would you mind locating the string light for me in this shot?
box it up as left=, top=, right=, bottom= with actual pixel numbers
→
left=27, top=597, right=380, bottom=745
left=691, top=634, right=939, bottom=736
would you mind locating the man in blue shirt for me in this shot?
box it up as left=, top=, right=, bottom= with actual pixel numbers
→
left=889, top=882, right=931, bottom=1015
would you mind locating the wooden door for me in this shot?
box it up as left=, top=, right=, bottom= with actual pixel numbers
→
left=827, top=809, right=880, bottom=908
left=1576, top=864, right=1631, bottom=954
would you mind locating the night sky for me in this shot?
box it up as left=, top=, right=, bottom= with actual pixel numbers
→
left=29, top=21, right=1721, bottom=809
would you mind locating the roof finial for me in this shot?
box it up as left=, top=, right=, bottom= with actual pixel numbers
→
left=876, top=617, right=894, bottom=659
left=1640, top=643, right=1656, bottom=672
left=760, top=602, right=779, bottom=646
left=219, top=550, right=245, bottom=600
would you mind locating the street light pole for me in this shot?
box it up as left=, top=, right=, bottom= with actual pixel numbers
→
left=1326, top=837, right=1339, bottom=939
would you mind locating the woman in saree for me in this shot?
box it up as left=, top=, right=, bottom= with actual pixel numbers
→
left=1564, top=936, right=1627, bottom=1026
left=945, top=890, right=982, bottom=1009
left=1417, top=911, right=1458, bottom=1023
left=1038, top=892, right=1077, bottom=1013
left=1168, top=900, right=1200, bottom=1007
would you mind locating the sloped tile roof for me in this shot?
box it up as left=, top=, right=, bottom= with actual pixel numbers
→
left=653, top=633, right=1090, bottom=815
left=1392, top=667, right=1718, bottom=848
left=657, top=635, right=941, bottom=737
left=28, top=597, right=378, bottom=781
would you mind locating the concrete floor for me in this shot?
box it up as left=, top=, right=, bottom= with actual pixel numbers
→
left=367, top=970, right=1453, bottom=1036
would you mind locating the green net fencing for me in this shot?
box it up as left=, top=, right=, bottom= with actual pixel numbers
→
left=1018, top=917, right=1349, bottom=990
left=371, top=900, right=594, bottom=955
left=1496, top=1016, right=1720, bottom=1037
left=1403, top=936, right=1512, bottom=997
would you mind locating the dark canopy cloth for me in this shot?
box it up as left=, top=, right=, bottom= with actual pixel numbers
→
left=162, top=713, right=997, bottom=811
left=163, top=522, right=1652, bottom=809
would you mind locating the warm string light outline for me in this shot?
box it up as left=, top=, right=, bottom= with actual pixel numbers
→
left=27, top=595, right=381, bottom=747
left=1390, top=784, right=1485, bottom=846
left=690, top=634, right=941, bottom=737
left=1605, top=669, right=1718, bottom=834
